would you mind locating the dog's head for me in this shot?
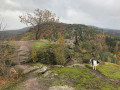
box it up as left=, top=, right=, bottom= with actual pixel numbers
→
left=97, top=60, right=100, bottom=64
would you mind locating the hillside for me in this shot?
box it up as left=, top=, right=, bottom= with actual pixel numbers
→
left=10, top=23, right=101, bottom=40
left=1, top=23, right=120, bottom=90
left=0, top=27, right=30, bottom=40
left=91, top=26, right=120, bottom=37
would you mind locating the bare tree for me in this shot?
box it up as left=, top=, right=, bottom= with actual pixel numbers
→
left=0, top=18, right=7, bottom=40
left=19, top=9, right=59, bottom=40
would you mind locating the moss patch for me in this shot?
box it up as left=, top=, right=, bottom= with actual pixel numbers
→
left=97, top=62, right=120, bottom=79
left=50, top=66, right=120, bottom=90
left=34, top=41, right=51, bottom=48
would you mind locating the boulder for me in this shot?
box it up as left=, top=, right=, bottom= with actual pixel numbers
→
left=49, top=85, right=75, bottom=90
left=34, top=66, right=47, bottom=74
left=17, top=46, right=31, bottom=63
left=23, top=66, right=41, bottom=74
left=44, top=71, right=52, bottom=77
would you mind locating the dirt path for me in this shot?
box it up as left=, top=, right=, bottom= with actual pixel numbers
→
left=13, top=70, right=48, bottom=90
left=12, top=41, right=49, bottom=90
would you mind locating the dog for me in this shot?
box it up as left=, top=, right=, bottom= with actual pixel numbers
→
left=90, top=59, right=100, bottom=70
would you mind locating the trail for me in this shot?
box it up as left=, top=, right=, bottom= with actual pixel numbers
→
left=11, top=41, right=120, bottom=90
left=13, top=70, right=48, bottom=90
left=12, top=41, right=49, bottom=90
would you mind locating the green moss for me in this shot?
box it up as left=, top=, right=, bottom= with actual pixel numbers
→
left=97, top=62, right=120, bottom=79
left=52, top=67, right=118, bottom=90
left=34, top=41, right=51, bottom=48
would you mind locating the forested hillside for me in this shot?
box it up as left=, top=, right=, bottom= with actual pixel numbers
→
left=8, top=22, right=120, bottom=64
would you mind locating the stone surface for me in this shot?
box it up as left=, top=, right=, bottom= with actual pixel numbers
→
left=54, top=65, right=64, bottom=68
left=49, top=85, right=75, bottom=90
left=23, top=66, right=40, bottom=74
left=67, top=64, right=85, bottom=67
left=44, top=71, right=52, bottom=77
left=34, top=66, right=47, bottom=74
left=17, top=46, right=31, bottom=63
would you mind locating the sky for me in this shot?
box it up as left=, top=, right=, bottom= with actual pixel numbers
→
left=0, top=0, right=120, bottom=30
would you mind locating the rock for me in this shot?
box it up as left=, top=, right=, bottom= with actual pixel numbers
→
left=17, top=46, right=30, bottom=52
left=17, top=46, right=31, bottom=64
left=54, top=65, right=64, bottom=68
left=14, top=64, right=31, bottom=72
left=34, top=66, right=47, bottom=74
left=67, top=64, right=85, bottom=67
left=52, top=73, right=58, bottom=77
left=49, top=85, right=75, bottom=90
left=23, top=66, right=40, bottom=74
left=44, top=71, right=52, bottom=77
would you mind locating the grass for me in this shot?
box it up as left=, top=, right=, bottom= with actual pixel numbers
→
left=0, top=77, right=24, bottom=90
left=97, top=62, right=120, bottom=79
left=34, top=41, right=51, bottom=48
left=50, top=66, right=120, bottom=90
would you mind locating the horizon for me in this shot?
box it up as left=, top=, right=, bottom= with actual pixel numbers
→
left=0, top=0, right=120, bottom=30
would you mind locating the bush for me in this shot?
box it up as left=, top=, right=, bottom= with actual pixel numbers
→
left=0, top=42, right=15, bottom=77
left=30, top=46, right=56, bottom=65
left=30, top=44, right=72, bottom=65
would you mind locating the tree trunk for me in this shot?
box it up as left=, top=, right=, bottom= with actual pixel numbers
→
left=35, top=24, right=40, bottom=40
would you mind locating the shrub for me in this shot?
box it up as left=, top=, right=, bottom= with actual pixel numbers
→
left=30, top=44, right=72, bottom=65
left=0, top=42, right=15, bottom=78
left=30, top=46, right=56, bottom=65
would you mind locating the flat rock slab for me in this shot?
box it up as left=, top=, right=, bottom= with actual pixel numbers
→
left=67, top=64, right=85, bottom=67
left=23, top=66, right=41, bottom=74
left=14, top=64, right=31, bottom=71
left=49, top=85, right=75, bottom=90
left=44, top=71, right=52, bottom=77
left=34, top=66, right=47, bottom=74
left=54, top=65, right=64, bottom=68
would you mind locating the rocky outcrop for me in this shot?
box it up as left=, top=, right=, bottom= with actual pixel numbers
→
left=33, top=66, right=47, bottom=74
left=23, top=66, right=41, bottom=74
left=67, top=64, right=85, bottom=67
left=49, top=85, right=75, bottom=90
left=17, top=46, right=31, bottom=64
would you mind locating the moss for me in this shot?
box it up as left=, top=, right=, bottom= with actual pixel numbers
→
left=34, top=41, right=51, bottom=48
left=97, top=62, right=120, bottom=79
left=51, top=66, right=120, bottom=90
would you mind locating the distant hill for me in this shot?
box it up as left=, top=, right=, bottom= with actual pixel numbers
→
left=0, top=27, right=30, bottom=40
left=102, top=29, right=120, bottom=37
left=1, top=23, right=120, bottom=40
left=9, top=23, right=101, bottom=40
left=90, top=26, right=120, bottom=37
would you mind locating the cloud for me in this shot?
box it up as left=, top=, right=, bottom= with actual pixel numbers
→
left=0, top=0, right=120, bottom=30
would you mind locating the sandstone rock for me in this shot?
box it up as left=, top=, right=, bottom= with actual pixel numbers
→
left=14, top=64, right=31, bottom=72
left=44, top=71, right=52, bottom=77
left=23, top=66, right=40, bottom=74
left=54, top=65, right=64, bottom=68
left=34, top=66, right=47, bottom=74
left=67, top=64, right=85, bottom=67
left=17, top=46, right=31, bottom=63
left=49, top=85, right=75, bottom=90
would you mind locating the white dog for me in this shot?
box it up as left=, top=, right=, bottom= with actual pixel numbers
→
left=90, top=59, right=100, bottom=70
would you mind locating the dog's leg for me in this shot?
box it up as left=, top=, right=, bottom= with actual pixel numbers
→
left=93, top=66, right=94, bottom=70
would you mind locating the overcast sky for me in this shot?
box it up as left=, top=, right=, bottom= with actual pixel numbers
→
left=0, top=0, right=120, bottom=30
